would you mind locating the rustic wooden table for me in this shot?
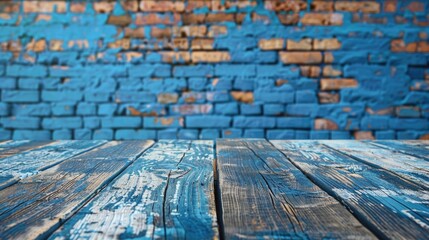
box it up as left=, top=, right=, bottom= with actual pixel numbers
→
left=0, top=139, right=428, bottom=239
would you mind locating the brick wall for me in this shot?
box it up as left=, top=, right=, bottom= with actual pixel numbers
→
left=0, top=0, right=428, bottom=140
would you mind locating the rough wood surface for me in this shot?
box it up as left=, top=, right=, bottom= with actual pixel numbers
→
left=0, top=140, right=54, bottom=159
left=0, top=140, right=154, bottom=240
left=216, top=139, right=376, bottom=239
left=368, top=140, right=429, bottom=161
left=321, top=140, right=429, bottom=188
left=0, top=140, right=106, bottom=190
left=272, top=140, right=429, bottom=240
left=50, top=140, right=217, bottom=240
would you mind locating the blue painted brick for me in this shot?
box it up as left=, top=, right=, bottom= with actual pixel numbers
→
left=296, top=130, right=310, bottom=139
left=215, top=103, right=238, bottom=115
left=129, top=64, right=171, bottom=77
left=2, top=117, right=40, bottom=129
left=310, top=131, right=330, bottom=139
left=115, top=129, right=157, bottom=140
left=234, top=78, right=254, bottom=91
left=18, top=78, right=40, bottom=90
left=375, top=130, right=396, bottom=139
left=42, top=91, right=83, bottom=102
left=341, top=38, right=390, bottom=51
left=296, top=90, right=317, bottom=103
left=403, top=92, right=429, bottom=105
left=256, top=52, right=277, bottom=63
left=389, top=118, right=428, bottom=130
left=84, top=117, right=101, bottom=129
left=98, top=104, right=117, bottom=116
left=174, top=65, right=213, bottom=77
left=243, top=129, right=265, bottom=138
left=200, top=129, right=219, bottom=140
left=331, top=131, right=351, bottom=139
left=102, top=117, right=142, bottom=128
left=53, top=130, right=72, bottom=140
left=115, top=91, right=156, bottom=103
left=38, top=52, right=79, bottom=65
left=330, top=51, right=367, bottom=64
left=74, top=129, right=92, bottom=140
left=215, top=65, right=255, bottom=77
left=158, top=129, right=178, bottom=139
left=254, top=91, right=294, bottom=103
left=263, top=104, right=284, bottom=116
left=188, top=78, right=208, bottom=91
left=42, top=117, right=82, bottom=129
left=0, top=78, right=15, bottom=89
left=233, top=116, right=275, bottom=128
left=256, top=65, right=300, bottom=78
left=93, top=129, right=114, bottom=140
left=7, top=65, right=47, bottom=77
left=0, top=129, right=11, bottom=140
left=12, top=104, right=50, bottom=116
left=397, top=131, right=419, bottom=140
left=361, top=116, right=389, bottom=130
left=210, top=78, right=232, bottom=91
left=13, top=130, right=50, bottom=140
left=286, top=104, right=318, bottom=117
left=277, top=117, right=312, bottom=129
left=77, top=103, right=97, bottom=115
left=206, top=91, right=230, bottom=102
left=144, top=117, right=183, bottom=128
left=267, top=130, right=295, bottom=139
left=52, top=103, right=75, bottom=116
left=178, top=129, right=199, bottom=139
left=222, top=128, right=242, bottom=138
left=85, top=91, right=111, bottom=102
left=0, top=103, right=8, bottom=116
left=186, top=116, right=231, bottom=128
left=2, top=90, right=39, bottom=102
left=241, top=104, right=261, bottom=115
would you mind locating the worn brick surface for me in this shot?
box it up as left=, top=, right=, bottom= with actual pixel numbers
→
left=0, top=0, right=428, bottom=140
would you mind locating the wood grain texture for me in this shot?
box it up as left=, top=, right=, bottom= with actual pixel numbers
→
left=216, top=139, right=376, bottom=239
left=0, top=140, right=154, bottom=240
left=368, top=140, right=429, bottom=161
left=321, top=140, right=429, bottom=188
left=272, top=140, right=429, bottom=240
left=49, top=140, right=217, bottom=240
left=0, top=140, right=54, bottom=159
left=0, top=140, right=107, bottom=190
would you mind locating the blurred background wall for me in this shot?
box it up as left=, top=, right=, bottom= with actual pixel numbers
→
left=0, top=0, right=428, bottom=140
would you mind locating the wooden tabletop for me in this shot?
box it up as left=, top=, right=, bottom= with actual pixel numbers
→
left=0, top=139, right=428, bottom=239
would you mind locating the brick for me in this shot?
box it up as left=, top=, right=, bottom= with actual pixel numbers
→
left=42, top=117, right=82, bottom=129
left=140, top=0, right=184, bottom=12
left=318, top=92, right=339, bottom=103
left=391, top=39, right=417, bottom=52
left=173, top=26, right=207, bottom=37
left=286, top=104, right=318, bottom=116
left=243, top=129, right=265, bottom=138
left=263, top=104, right=284, bottom=116
left=136, top=13, right=180, bottom=25
left=160, top=51, right=190, bottom=63
left=323, top=66, right=342, bottom=77
left=234, top=116, right=275, bottom=128
left=157, top=93, right=178, bottom=104
left=384, top=0, right=397, bottom=12
left=265, top=0, right=306, bottom=11
left=52, top=102, right=75, bottom=116
left=417, top=42, right=429, bottom=52
left=215, top=65, right=255, bottom=77
left=2, top=117, right=40, bottom=129
left=129, top=64, right=171, bottom=77
left=254, top=91, right=294, bottom=103
left=314, top=118, right=338, bottom=130
left=241, top=104, right=261, bottom=115
left=267, top=130, right=295, bottom=139
left=178, top=129, right=199, bottom=140
left=53, top=130, right=72, bottom=140
left=120, top=0, right=139, bottom=12
left=309, top=131, right=329, bottom=139
left=13, top=130, right=50, bottom=140
left=186, top=116, right=231, bottom=128
left=7, top=65, right=47, bottom=77
left=23, top=1, right=66, bottom=13
left=150, top=27, right=172, bottom=38
left=259, top=39, right=284, bottom=50
left=230, top=91, right=254, bottom=104
left=279, top=52, right=322, bottom=64
left=192, top=51, right=230, bottom=63
left=361, top=116, right=389, bottom=130
left=320, top=78, right=358, bottom=90
left=311, top=1, right=334, bottom=11
left=76, top=103, right=96, bottom=116
left=102, top=117, right=141, bottom=128
left=93, top=129, right=114, bottom=140
left=2, top=90, right=39, bottom=103
left=73, top=129, right=91, bottom=140
left=287, top=39, right=312, bottom=50
left=278, top=117, right=312, bottom=129
left=107, top=15, right=132, bottom=27
left=300, top=66, right=321, bottom=78
left=215, top=102, right=238, bottom=115
left=354, top=131, right=375, bottom=140
left=115, top=129, right=156, bottom=140
left=206, top=13, right=235, bottom=23
left=26, top=39, right=47, bottom=52
left=314, top=39, right=341, bottom=50
left=389, top=118, right=428, bottom=130
left=191, top=38, right=214, bottom=50
left=174, top=65, right=213, bottom=77
left=335, top=1, right=380, bottom=13
left=208, top=25, right=228, bottom=37
left=42, top=91, right=83, bottom=102
left=395, top=106, right=421, bottom=118
left=144, top=116, right=183, bottom=128
left=331, top=131, right=351, bottom=139
left=124, top=27, right=145, bottom=38
left=277, top=13, right=299, bottom=25
left=301, top=13, right=343, bottom=25
left=200, top=129, right=219, bottom=140
left=296, top=90, right=317, bottom=103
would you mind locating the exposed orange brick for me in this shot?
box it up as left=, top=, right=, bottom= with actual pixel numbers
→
left=107, top=15, right=132, bottom=27
left=26, top=39, right=46, bottom=52
left=265, top=0, right=307, bottom=12
left=206, top=13, right=235, bottom=23
left=236, top=13, right=247, bottom=24
left=160, top=51, right=191, bottom=63
left=173, top=26, right=207, bottom=37
left=172, top=38, right=189, bottom=49
left=279, top=52, right=322, bottom=64
left=192, top=51, right=230, bottom=63
left=417, top=42, right=429, bottom=52
left=24, top=1, right=66, bottom=13
left=70, top=2, right=86, bottom=13
left=320, top=78, right=358, bottom=90
left=335, top=1, right=380, bottom=13
left=314, top=119, right=338, bottom=130
left=301, top=13, right=343, bottom=25
left=0, top=1, right=20, bottom=13
left=124, top=27, right=145, bottom=38
left=191, top=38, right=214, bottom=50
left=391, top=39, right=417, bottom=52
left=324, top=52, right=334, bottom=63
left=120, top=52, right=143, bottom=62
left=49, top=40, right=63, bottom=51
left=157, top=93, right=179, bottom=104
left=108, top=39, right=130, bottom=49
left=35, top=14, right=52, bottom=23
left=287, top=39, right=312, bottom=50
left=182, top=13, right=206, bottom=25
left=208, top=25, right=227, bottom=37
left=93, top=2, right=115, bottom=13
left=140, top=0, right=185, bottom=12
left=231, top=91, right=254, bottom=104
left=151, top=27, right=172, bottom=38
left=318, top=92, right=339, bottom=103
left=419, top=134, right=429, bottom=140
left=259, top=39, right=284, bottom=50
left=314, top=38, right=341, bottom=50
left=406, top=2, right=424, bottom=12
left=300, top=66, right=321, bottom=77
left=323, top=66, right=342, bottom=77
left=384, top=0, right=397, bottom=12
left=135, top=13, right=180, bottom=25
left=277, top=14, right=300, bottom=25
left=366, top=107, right=394, bottom=115
left=354, top=131, right=375, bottom=140
left=120, top=0, right=139, bottom=12
left=311, top=1, right=334, bottom=12
left=252, top=13, right=271, bottom=24
left=185, top=1, right=210, bottom=12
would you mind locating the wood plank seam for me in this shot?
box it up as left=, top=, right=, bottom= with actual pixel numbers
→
left=366, top=141, right=429, bottom=162
left=213, top=147, right=226, bottom=240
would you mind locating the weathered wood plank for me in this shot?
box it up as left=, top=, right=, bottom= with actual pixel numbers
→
left=216, top=139, right=376, bottom=239
left=272, top=140, right=429, bottom=240
left=0, top=140, right=154, bottom=240
left=0, top=140, right=54, bottom=159
left=49, top=140, right=217, bottom=240
left=0, top=140, right=107, bottom=190
left=321, top=140, right=429, bottom=188
left=368, top=140, right=429, bottom=161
